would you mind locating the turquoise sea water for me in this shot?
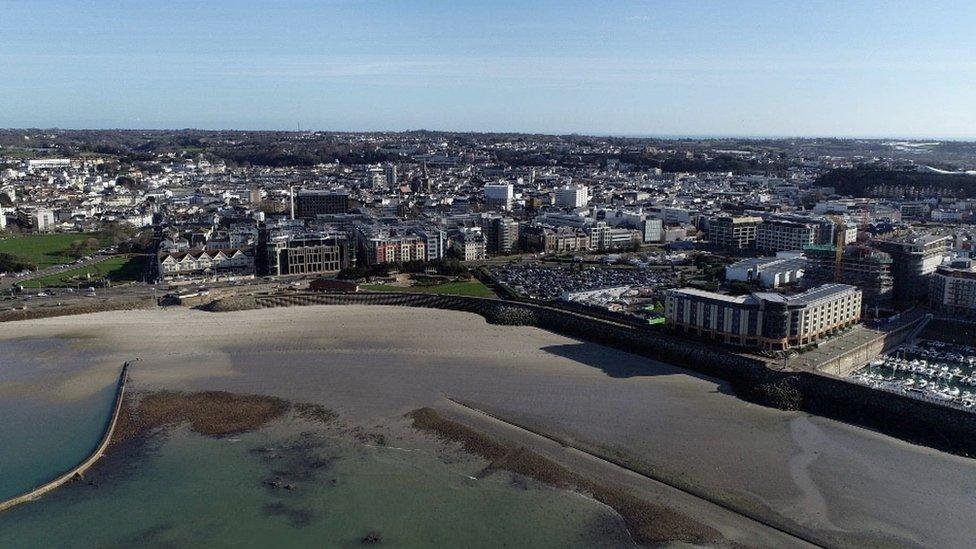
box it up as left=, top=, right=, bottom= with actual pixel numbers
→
left=0, top=422, right=632, bottom=548
left=0, top=337, right=631, bottom=548
left=0, top=338, right=117, bottom=501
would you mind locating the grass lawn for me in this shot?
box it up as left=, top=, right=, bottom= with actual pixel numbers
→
left=20, top=255, right=146, bottom=288
left=363, top=280, right=496, bottom=298
left=0, top=233, right=111, bottom=269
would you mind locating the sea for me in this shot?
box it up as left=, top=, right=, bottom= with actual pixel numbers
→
left=0, top=337, right=632, bottom=548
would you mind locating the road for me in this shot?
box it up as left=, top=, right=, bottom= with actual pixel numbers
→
left=0, top=254, right=112, bottom=290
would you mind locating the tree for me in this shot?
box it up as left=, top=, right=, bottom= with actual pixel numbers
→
left=0, top=252, right=35, bottom=272
left=68, top=237, right=101, bottom=258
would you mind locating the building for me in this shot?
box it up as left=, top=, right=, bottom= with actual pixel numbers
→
left=0, top=205, right=6, bottom=230
left=483, top=216, right=519, bottom=254
left=725, top=257, right=805, bottom=288
left=522, top=226, right=590, bottom=254
left=803, top=244, right=893, bottom=306
left=265, top=233, right=351, bottom=277
left=384, top=163, right=398, bottom=189
left=555, top=184, right=589, bottom=208
left=18, top=207, right=55, bottom=232
left=414, top=227, right=448, bottom=261
left=295, top=190, right=350, bottom=218
left=708, top=216, right=762, bottom=251
left=484, top=183, right=514, bottom=211
left=756, top=219, right=817, bottom=253
left=158, top=248, right=255, bottom=280
left=452, top=229, right=487, bottom=261
left=27, top=158, right=72, bottom=172
left=665, top=283, right=862, bottom=350
left=930, top=259, right=976, bottom=318
left=356, top=227, right=427, bottom=265
left=873, top=233, right=951, bottom=302
left=642, top=217, right=663, bottom=243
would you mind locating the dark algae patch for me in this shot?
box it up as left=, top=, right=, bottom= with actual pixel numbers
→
left=111, top=390, right=340, bottom=448
left=294, top=402, right=339, bottom=425
left=112, top=391, right=291, bottom=444
left=407, top=407, right=722, bottom=547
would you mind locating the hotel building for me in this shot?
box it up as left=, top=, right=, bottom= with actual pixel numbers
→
left=665, top=283, right=862, bottom=350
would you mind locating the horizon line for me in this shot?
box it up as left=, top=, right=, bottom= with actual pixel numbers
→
left=1, top=126, right=974, bottom=143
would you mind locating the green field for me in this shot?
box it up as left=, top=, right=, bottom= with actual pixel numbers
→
left=362, top=280, right=496, bottom=298
left=0, top=233, right=111, bottom=269
left=20, top=255, right=146, bottom=288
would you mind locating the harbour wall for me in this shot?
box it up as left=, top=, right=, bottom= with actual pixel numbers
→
left=205, top=292, right=976, bottom=457
left=815, top=316, right=925, bottom=377
left=0, top=362, right=130, bottom=513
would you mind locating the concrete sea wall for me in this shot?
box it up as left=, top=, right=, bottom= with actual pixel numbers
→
left=206, top=292, right=976, bottom=457
left=0, top=362, right=130, bottom=513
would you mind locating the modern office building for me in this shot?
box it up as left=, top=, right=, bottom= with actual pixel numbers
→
left=873, top=233, right=951, bottom=302
left=555, top=184, right=590, bottom=208
left=642, top=217, right=663, bottom=243
left=384, top=163, right=398, bottom=189
left=264, top=233, right=351, bottom=277
left=930, top=258, right=976, bottom=318
left=665, top=283, right=862, bottom=350
left=756, top=219, right=817, bottom=253
left=484, top=183, right=514, bottom=211
left=708, top=215, right=762, bottom=251
left=295, top=189, right=350, bottom=218
left=482, top=216, right=519, bottom=254
left=804, top=244, right=893, bottom=305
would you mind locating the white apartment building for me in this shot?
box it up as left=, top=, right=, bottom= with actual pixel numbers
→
left=555, top=184, right=590, bottom=208
left=484, top=183, right=514, bottom=211
left=158, top=248, right=255, bottom=280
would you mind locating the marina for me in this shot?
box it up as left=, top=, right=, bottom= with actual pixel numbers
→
left=851, top=340, right=976, bottom=409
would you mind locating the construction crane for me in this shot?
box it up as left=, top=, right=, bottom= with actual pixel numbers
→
left=827, top=215, right=846, bottom=283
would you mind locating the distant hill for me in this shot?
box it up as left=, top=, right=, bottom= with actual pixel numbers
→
left=817, top=168, right=976, bottom=199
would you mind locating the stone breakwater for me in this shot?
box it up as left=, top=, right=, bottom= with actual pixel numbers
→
left=0, top=362, right=130, bottom=513
left=205, top=292, right=976, bottom=457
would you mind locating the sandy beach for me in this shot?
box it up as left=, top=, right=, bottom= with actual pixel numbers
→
left=3, top=304, right=976, bottom=547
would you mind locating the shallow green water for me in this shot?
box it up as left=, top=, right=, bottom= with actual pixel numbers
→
left=0, top=422, right=632, bottom=548
left=0, top=338, right=117, bottom=501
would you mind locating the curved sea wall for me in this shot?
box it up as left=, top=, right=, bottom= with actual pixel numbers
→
left=0, top=362, right=130, bottom=513
left=206, top=292, right=976, bottom=457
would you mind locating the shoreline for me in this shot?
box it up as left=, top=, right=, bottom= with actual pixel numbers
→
left=3, top=305, right=975, bottom=546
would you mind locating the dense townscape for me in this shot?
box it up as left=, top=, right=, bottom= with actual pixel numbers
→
left=3, top=131, right=976, bottom=361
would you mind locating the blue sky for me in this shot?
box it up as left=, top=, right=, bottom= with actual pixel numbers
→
left=1, top=0, right=974, bottom=137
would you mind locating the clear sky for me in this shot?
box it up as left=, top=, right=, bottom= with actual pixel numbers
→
left=1, top=0, right=974, bottom=138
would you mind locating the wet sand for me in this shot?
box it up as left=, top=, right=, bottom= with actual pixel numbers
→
left=3, top=305, right=976, bottom=547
